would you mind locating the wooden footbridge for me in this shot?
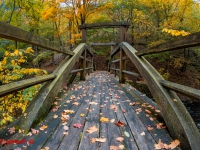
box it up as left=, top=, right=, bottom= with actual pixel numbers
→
left=0, top=21, right=200, bottom=150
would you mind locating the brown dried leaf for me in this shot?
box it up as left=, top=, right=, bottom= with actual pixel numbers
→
left=154, top=139, right=165, bottom=150
left=110, top=105, right=118, bottom=112
left=31, top=128, right=39, bottom=134
left=116, top=137, right=124, bottom=142
left=73, top=102, right=79, bottom=106
left=8, top=127, right=15, bottom=134
left=169, top=139, right=180, bottom=149
left=110, top=145, right=119, bottom=150
left=86, top=126, right=98, bottom=134
left=100, top=117, right=109, bottom=122
left=147, top=126, right=154, bottom=131
left=115, top=120, right=125, bottom=127
left=40, top=125, right=48, bottom=131
left=145, top=109, right=152, bottom=114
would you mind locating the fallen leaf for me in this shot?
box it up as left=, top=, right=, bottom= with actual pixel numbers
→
left=135, top=108, right=142, bottom=114
left=53, top=114, right=58, bottom=118
left=70, top=95, right=76, bottom=100
left=115, top=120, right=125, bottom=127
left=129, top=102, right=135, bottom=106
left=147, top=126, right=154, bottom=131
left=27, top=132, right=32, bottom=136
left=91, top=138, right=106, bottom=143
left=110, top=145, right=119, bottom=150
left=110, top=119, right=115, bottom=123
left=149, top=117, right=154, bottom=121
left=145, top=109, right=152, bottom=114
left=66, top=100, right=71, bottom=103
left=63, top=110, right=74, bottom=114
left=118, top=145, right=125, bottom=149
left=24, top=113, right=27, bottom=117
left=63, top=125, right=69, bottom=130
left=86, top=126, right=98, bottom=133
left=80, top=113, right=85, bottom=117
left=31, top=128, right=39, bottom=134
left=154, top=139, right=165, bottom=150
left=63, top=132, right=68, bottom=135
left=173, top=99, right=178, bottom=102
left=116, top=137, right=124, bottom=142
left=141, top=131, right=145, bottom=136
left=156, top=123, right=166, bottom=129
left=122, top=109, right=126, bottom=113
left=110, top=105, right=118, bottom=112
left=100, top=117, right=109, bottom=122
left=124, top=131, right=130, bottom=137
left=169, top=139, right=180, bottom=149
left=89, top=102, right=98, bottom=105
left=155, top=109, right=161, bottom=113
left=40, top=125, right=48, bottom=131
left=73, top=102, right=79, bottom=106
left=73, top=123, right=82, bottom=128
left=61, top=117, right=67, bottom=123
left=8, top=127, right=15, bottom=134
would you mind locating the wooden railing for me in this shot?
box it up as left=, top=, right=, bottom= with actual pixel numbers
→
left=0, top=21, right=94, bottom=134
left=109, top=33, right=200, bottom=150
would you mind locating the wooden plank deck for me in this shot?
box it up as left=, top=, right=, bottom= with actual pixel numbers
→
left=3, top=71, right=180, bottom=150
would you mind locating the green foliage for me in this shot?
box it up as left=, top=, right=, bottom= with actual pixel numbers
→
left=33, top=51, right=54, bottom=65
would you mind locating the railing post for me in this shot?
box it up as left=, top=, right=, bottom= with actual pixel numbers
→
left=80, top=49, right=86, bottom=80
left=119, top=47, right=125, bottom=83
left=82, top=28, right=87, bottom=43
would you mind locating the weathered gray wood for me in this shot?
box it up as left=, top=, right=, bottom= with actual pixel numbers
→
left=160, top=80, right=200, bottom=101
left=82, top=28, right=87, bottom=43
left=79, top=22, right=130, bottom=29
left=0, top=21, right=74, bottom=55
left=86, top=59, right=92, bottom=63
left=80, top=50, right=86, bottom=81
left=111, top=56, right=127, bottom=63
left=85, top=46, right=94, bottom=56
left=122, top=42, right=200, bottom=150
left=18, top=43, right=86, bottom=132
left=136, top=32, right=200, bottom=56
left=58, top=81, right=95, bottom=150
left=119, top=48, right=125, bottom=83
left=70, top=68, right=84, bottom=74
left=110, top=45, right=120, bottom=57
left=122, top=70, right=142, bottom=78
left=78, top=80, right=101, bottom=150
left=121, top=26, right=126, bottom=42
left=0, top=74, right=55, bottom=97
left=90, top=42, right=116, bottom=46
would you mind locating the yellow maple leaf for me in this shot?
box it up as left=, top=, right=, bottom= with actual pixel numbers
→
left=100, top=117, right=109, bottom=122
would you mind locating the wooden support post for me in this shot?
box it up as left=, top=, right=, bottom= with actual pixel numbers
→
left=80, top=50, right=86, bottom=80
left=114, top=63, right=116, bottom=77
left=120, top=26, right=126, bottom=42
left=119, top=48, right=125, bottom=83
left=82, top=28, right=87, bottom=43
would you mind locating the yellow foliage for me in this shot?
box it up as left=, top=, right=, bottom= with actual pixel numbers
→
left=162, top=28, right=190, bottom=36
left=0, top=48, right=46, bottom=127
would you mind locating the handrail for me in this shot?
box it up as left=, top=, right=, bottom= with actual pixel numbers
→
left=110, top=42, right=200, bottom=149
left=0, top=74, right=56, bottom=97
left=0, top=21, right=74, bottom=55
left=136, top=32, right=200, bottom=56
left=160, top=80, right=200, bottom=101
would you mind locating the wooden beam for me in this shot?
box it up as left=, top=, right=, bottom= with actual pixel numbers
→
left=110, top=45, right=120, bottom=57
left=160, top=80, right=200, bottom=101
left=111, top=56, right=127, bottom=63
left=121, top=42, right=200, bottom=149
left=122, top=70, right=142, bottom=78
left=90, top=42, right=116, bottom=46
left=85, top=46, right=94, bottom=56
left=119, top=48, right=125, bottom=83
left=70, top=69, right=84, bottom=74
left=80, top=50, right=86, bottom=80
left=136, top=32, right=200, bottom=56
left=0, top=21, right=74, bottom=56
left=79, top=22, right=130, bottom=29
left=0, top=74, right=55, bottom=97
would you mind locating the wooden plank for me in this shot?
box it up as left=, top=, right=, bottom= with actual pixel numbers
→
left=0, top=74, right=55, bottom=97
left=85, top=47, right=94, bottom=56
left=99, top=75, right=122, bottom=150
left=122, top=42, right=200, bottom=149
left=110, top=45, right=120, bottom=57
left=0, top=21, right=74, bottom=56
left=108, top=82, right=139, bottom=150
left=78, top=79, right=101, bottom=150
left=160, top=80, right=200, bottom=101
left=86, top=59, right=92, bottom=63
left=119, top=48, right=125, bottom=83
left=90, top=42, right=116, bottom=46
left=79, top=22, right=130, bottom=29
left=57, top=79, right=96, bottom=150
left=136, top=32, right=200, bottom=56
left=18, top=43, right=86, bottom=132
left=108, top=78, right=156, bottom=149
left=111, top=56, right=127, bottom=63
